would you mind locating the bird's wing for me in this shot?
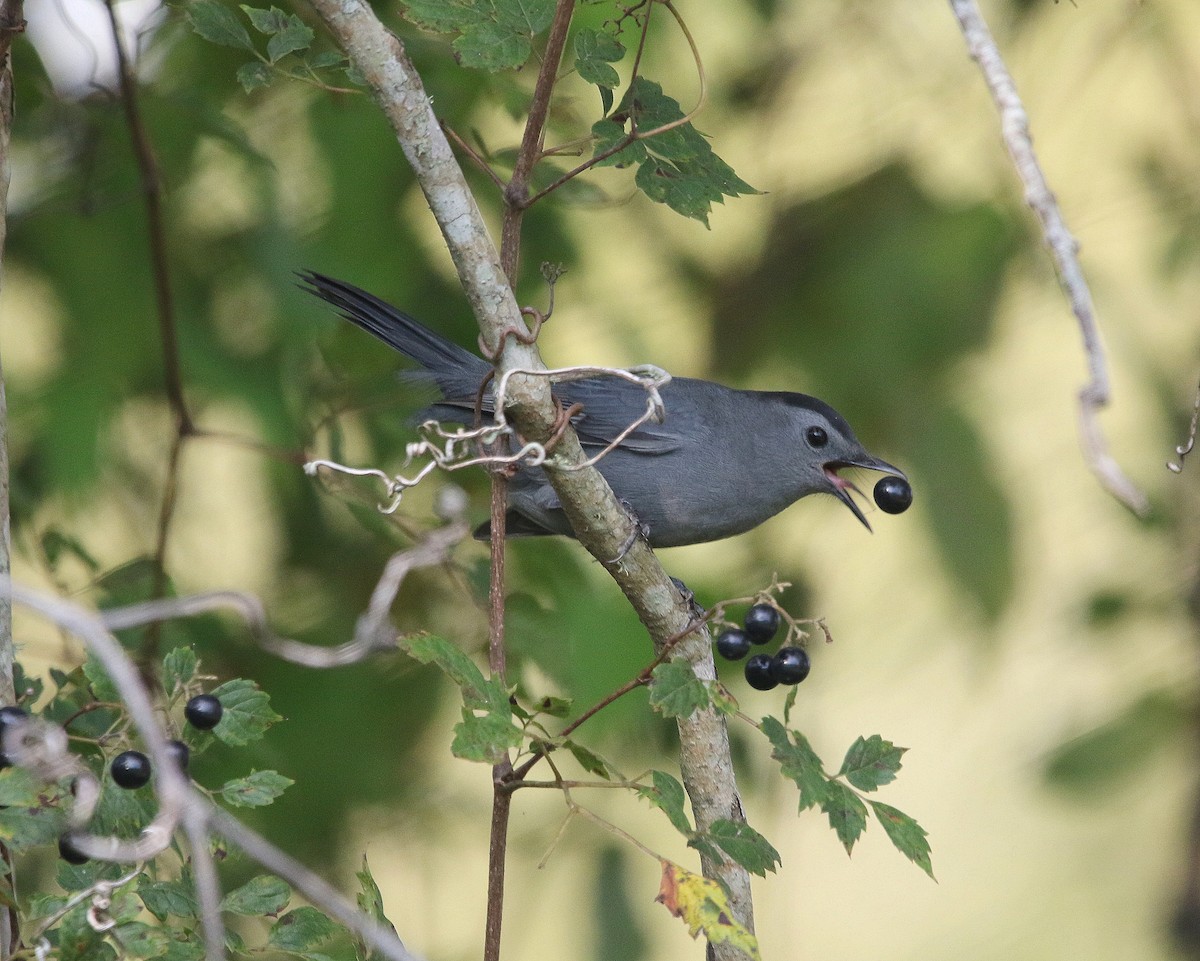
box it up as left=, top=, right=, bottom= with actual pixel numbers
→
left=556, top=377, right=684, bottom=454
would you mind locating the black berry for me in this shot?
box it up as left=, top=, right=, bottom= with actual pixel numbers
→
left=744, top=654, right=778, bottom=691
left=184, top=694, right=223, bottom=731
left=165, top=740, right=190, bottom=774
left=111, top=750, right=151, bottom=789
left=0, top=706, right=28, bottom=768
left=58, top=833, right=89, bottom=865
left=873, top=476, right=912, bottom=515
left=743, top=604, right=780, bottom=644
left=770, top=647, right=811, bottom=685
left=716, top=628, right=752, bottom=661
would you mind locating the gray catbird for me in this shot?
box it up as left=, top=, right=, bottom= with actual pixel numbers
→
left=301, top=272, right=909, bottom=547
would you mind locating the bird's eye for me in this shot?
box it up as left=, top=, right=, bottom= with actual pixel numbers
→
left=804, top=425, right=829, bottom=449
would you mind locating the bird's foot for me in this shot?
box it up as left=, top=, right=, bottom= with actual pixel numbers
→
left=604, top=500, right=650, bottom=565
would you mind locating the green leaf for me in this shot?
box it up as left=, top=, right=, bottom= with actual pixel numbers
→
left=563, top=739, right=616, bottom=779
left=703, top=819, right=781, bottom=877
left=637, top=770, right=692, bottom=836
left=82, top=652, right=120, bottom=703
left=870, top=801, right=935, bottom=879
left=113, top=921, right=170, bottom=959
left=405, top=636, right=504, bottom=713
left=533, top=695, right=572, bottom=718
left=760, top=716, right=829, bottom=811
left=648, top=658, right=711, bottom=719
left=821, top=781, right=868, bottom=854
left=837, top=735, right=906, bottom=792
left=162, top=647, right=198, bottom=693
left=0, top=778, right=68, bottom=847
left=356, top=856, right=399, bottom=961
left=221, top=875, right=290, bottom=916
left=241, top=3, right=314, bottom=60
left=0, top=766, right=42, bottom=808
left=451, top=708, right=521, bottom=764
left=612, top=78, right=757, bottom=224
left=209, top=678, right=282, bottom=746
left=187, top=0, right=255, bottom=50
left=139, top=877, right=199, bottom=920
left=219, top=769, right=294, bottom=807
left=267, top=906, right=339, bottom=953
left=401, top=0, right=555, bottom=71
left=591, top=118, right=646, bottom=168
left=574, top=27, right=623, bottom=89
left=237, top=61, right=273, bottom=93
left=40, top=527, right=100, bottom=573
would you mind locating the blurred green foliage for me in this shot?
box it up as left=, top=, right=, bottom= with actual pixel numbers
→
left=8, top=0, right=1041, bottom=917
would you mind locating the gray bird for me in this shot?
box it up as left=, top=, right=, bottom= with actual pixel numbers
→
left=301, top=272, right=909, bottom=547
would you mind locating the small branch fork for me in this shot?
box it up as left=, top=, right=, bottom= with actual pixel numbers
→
left=948, top=0, right=1149, bottom=516
left=1168, top=377, right=1200, bottom=474
left=305, top=363, right=671, bottom=514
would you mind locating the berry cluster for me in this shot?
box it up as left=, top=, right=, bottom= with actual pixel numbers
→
left=715, top=603, right=811, bottom=692
left=60, top=693, right=224, bottom=864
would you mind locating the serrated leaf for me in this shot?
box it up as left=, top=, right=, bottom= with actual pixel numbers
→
left=761, top=716, right=829, bottom=811
left=221, top=875, right=290, bottom=916
left=821, top=780, right=868, bottom=854
left=637, top=770, right=692, bottom=835
left=648, top=658, right=710, bottom=718
left=209, top=678, right=281, bottom=746
left=574, top=27, right=623, bottom=88
left=591, top=118, right=646, bottom=167
left=113, top=921, right=170, bottom=959
left=268, top=906, right=338, bottom=953
left=402, top=0, right=555, bottom=71
left=404, top=636, right=503, bottom=713
left=0, top=776, right=69, bottom=847
left=451, top=708, right=521, bottom=764
left=162, top=648, right=198, bottom=693
left=307, top=50, right=345, bottom=69
left=0, top=766, right=42, bottom=808
left=703, top=819, right=781, bottom=877
left=187, top=0, right=255, bottom=50
left=656, top=862, right=760, bottom=960
left=219, top=769, right=294, bottom=807
left=563, top=739, right=615, bottom=779
left=82, top=652, right=120, bottom=703
left=266, top=18, right=313, bottom=62
left=838, top=735, right=906, bottom=792
left=139, top=877, right=198, bottom=920
left=870, top=800, right=935, bottom=879
left=237, top=61, right=272, bottom=93
left=610, top=77, right=758, bottom=224
left=356, top=856, right=399, bottom=961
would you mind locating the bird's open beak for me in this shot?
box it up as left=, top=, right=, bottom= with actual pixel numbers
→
left=823, top=455, right=906, bottom=532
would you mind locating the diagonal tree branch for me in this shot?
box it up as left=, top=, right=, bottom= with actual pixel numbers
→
left=948, top=0, right=1149, bottom=517
left=302, top=0, right=754, bottom=951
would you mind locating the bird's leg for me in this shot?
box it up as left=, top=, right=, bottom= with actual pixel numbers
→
left=669, top=576, right=707, bottom=620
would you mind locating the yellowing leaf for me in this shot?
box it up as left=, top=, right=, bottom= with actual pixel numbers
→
left=655, top=861, right=760, bottom=960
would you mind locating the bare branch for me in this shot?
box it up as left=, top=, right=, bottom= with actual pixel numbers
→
left=948, top=0, right=1149, bottom=516
left=98, top=521, right=469, bottom=668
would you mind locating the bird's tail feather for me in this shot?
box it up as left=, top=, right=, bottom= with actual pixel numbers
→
left=299, top=271, right=490, bottom=399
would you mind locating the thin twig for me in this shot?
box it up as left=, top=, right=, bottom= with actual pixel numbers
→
left=948, top=0, right=1148, bottom=516
left=97, top=521, right=469, bottom=667
left=1168, top=377, right=1200, bottom=473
